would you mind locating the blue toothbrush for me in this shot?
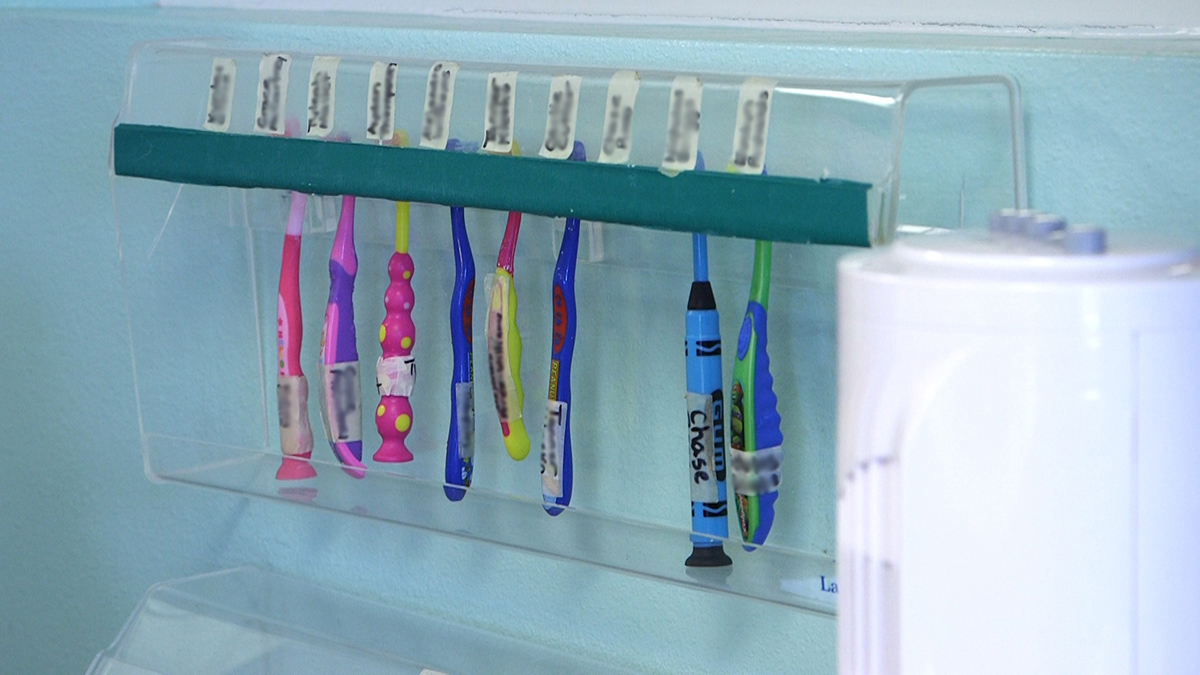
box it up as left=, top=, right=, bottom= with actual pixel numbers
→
left=729, top=238, right=782, bottom=548
left=684, top=152, right=732, bottom=566
left=542, top=140, right=587, bottom=515
left=445, top=138, right=478, bottom=501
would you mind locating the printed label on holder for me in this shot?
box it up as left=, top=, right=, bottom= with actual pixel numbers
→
left=540, top=75, right=582, bottom=159
left=542, top=399, right=568, bottom=497
left=320, top=361, right=362, bottom=443
left=455, top=380, right=475, bottom=460
left=729, top=77, right=776, bottom=174
left=254, top=53, right=291, bottom=135
left=482, top=71, right=517, bottom=154
left=420, top=61, right=458, bottom=149
left=204, top=58, right=236, bottom=132
left=366, top=61, right=398, bottom=141
left=661, top=76, right=702, bottom=175
left=305, top=56, right=340, bottom=137
left=598, top=70, right=640, bottom=164
left=686, top=391, right=719, bottom=503
left=376, top=355, right=415, bottom=397
left=730, top=445, right=783, bottom=496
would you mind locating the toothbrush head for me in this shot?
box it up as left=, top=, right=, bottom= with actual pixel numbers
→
left=446, top=138, right=481, bottom=154
left=388, top=130, right=411, bottom=148
left=568, top=140, right=587, bottom=162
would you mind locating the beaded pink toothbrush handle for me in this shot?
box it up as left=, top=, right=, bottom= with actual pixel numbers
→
left=374, top=201, right=415, bottom=462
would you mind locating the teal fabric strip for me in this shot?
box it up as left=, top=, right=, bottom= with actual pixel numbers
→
left=112, top=124, right=871, bottom=246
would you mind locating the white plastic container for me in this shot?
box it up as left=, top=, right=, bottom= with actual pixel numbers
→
left=837, top=228, right=1200, bottom=674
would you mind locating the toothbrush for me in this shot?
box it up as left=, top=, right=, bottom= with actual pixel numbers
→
left=320, top=194, right=367, bottom=479
left=275, top=187, right=317, bottom=481
left=542, top=140, right=587, bottom=515
left=374, top=131, right=416, bottom=464
left=485, top=142, right=531, bottom=461
left=683, top=152, right=732, bottom=566
left=445, top=138, right=478, bottom=501
left=727, top=79, right=780, bottom=548
left=275, top=119, right=316, bottom=481
left=729, top=236, right=782, bottom=548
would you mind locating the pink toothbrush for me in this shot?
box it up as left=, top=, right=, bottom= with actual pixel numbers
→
left=320, top=194, right=367, bottom=479
left=276, top=120, right=316, bottom=480
left=374, top=133, right=416, bottom=462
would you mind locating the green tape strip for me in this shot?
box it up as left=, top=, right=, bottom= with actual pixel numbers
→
left=112, top=124, right=871, bottom=246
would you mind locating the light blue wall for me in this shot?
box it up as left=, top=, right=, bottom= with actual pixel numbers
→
left=1, top=8, right=1198, bottom=674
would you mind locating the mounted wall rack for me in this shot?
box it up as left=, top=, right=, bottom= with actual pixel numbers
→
left=111, top=40, right=1025, bottom=618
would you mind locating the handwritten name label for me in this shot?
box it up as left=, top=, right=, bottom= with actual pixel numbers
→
left=321, top=361, right=362, bottom=443
left=366, top=61, right=398, bottom=141
left=730, top=77, right=776, bottom=174
left=482, top=71, right=517, bottom=154
left=540, top=75, right=582, bottom=159
left=254, top=53, right=291, bottom=135
left=598, top=70, right=640, bottom=164
left=542, top=399, right=567, bottom=497
left=376, top=355, right=415, bottom=397
left=730, top=445, right=783, bottom=496
left=277, top=375, right=312, bottom=456
left=661, top=76, right=702, bottom=175
left=455, top=381, right=475, bottom=462
left=486, top=274, right=518, bottom=422
left=204, top=58, right=236, bottom=132
left=686, top=392, right=720, bottom=502
left=306, top=56, right=340, bottom=137
left=420, top=61, right=459, bottom=150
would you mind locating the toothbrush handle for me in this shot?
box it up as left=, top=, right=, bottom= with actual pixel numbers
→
left=276, top=192, right=316, bottom=481
left=321, top=195, right=365, bottom=477
left=685, top=282, right=731, bottom=555
left=373, top=246, right=415, bottom=463
left=731, top=300, right=783, bottom=548
left=487, top=212, right=530, bottom=461
left=542, top=218, right=580, bottom=514
left=446, top=206, right=476, bottom=501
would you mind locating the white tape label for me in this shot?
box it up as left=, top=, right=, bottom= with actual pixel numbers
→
left=306, top=56, right=340, bottom=137
left=376, top=355, right=415, bottom=397
left=277, top=374, right=313, bottom=457
left=483, top=71, right=517, bottom=154
left=485, top=274, right=520, bottom=422
left=455, top=380, right=475, bottom=461
left=730, top=77, right=776, bottom=175
left=542, top=399, right=568, bottom=497
left=540, top=75, right=582, bottom=159
left=731, top=445, right=783, bottom=496
left=254, top=54, right=291, bottom=135
left=686, top=392, right=719, bottom=503
left=598, top=70, right=640, bottom=165
left=661, top=76, right=702, bottom=175
left=320, top=361, right=362, bottom=444
left=420, top=61, right=459, bottom=150
left=366, top=61, right=398, bottom=141
left=204, top=58, right=236, bottom=132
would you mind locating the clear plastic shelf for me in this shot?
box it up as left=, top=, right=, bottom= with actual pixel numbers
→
left=87, top=567, right=634, bottom=674
left=149, top=437, right=838, bottom=614
left=112, top=38, right=1024, bottom=615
